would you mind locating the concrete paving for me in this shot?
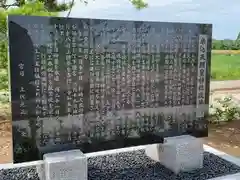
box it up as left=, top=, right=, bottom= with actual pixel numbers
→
left=210, top=80, right=240, bottom=103
left=232, top=94, right=240, bottom=103
left=210, top=80, right=240, bottom=91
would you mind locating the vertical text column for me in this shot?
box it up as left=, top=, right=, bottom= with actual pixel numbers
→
left=196, top=35, right=208, bottom=120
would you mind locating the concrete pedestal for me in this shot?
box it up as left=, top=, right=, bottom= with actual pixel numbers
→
left=37, top=149, right=87, bottom=180
left=1, top=144, right=240, bottom=179
left=145, top=135, right=204, bottom=174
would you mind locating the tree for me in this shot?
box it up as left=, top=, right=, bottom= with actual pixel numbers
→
left=236, top=32, right=240, bottom=41
left=0, top=0, right=148, bottom=10
left=129, top=0, right=148, bottom=9
left=0, top=0, right=72, bottom=11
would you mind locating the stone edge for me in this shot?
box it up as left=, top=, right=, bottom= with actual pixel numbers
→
left=0, top=144, right=240, bottom=180
left=204, top=145, right=240, bottom=180
left=211, top=87, right=240, bottom=92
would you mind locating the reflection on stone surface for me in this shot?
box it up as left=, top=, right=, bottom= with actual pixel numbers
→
left=8, top=15, right=212, bottom=163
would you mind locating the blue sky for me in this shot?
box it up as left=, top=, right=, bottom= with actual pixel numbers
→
left=60, top=0, right=240, bottom=40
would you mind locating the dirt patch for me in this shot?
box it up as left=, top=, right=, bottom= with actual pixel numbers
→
left=0, top=121, right=12, bottom=164
left=203, top=121, right=240, bottom=157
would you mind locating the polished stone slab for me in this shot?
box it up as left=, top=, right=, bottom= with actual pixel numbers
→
left=8, top=15, right=212, bottom=163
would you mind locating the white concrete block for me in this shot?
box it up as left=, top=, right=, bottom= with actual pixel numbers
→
left=145, top=144, right=162, bottom=162
left=43, top=150, right=88, bottom=180
left=36, top=163, right=45, bottom=180
left=145, top=135, right=204, bottom=174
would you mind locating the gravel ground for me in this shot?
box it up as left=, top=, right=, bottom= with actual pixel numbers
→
left=1, top=150, right=240, bottom=180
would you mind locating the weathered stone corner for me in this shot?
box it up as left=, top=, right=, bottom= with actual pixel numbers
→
left=145, top=135, right=204, bottom=174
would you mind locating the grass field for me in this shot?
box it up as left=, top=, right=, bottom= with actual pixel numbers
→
left=211, top=50, right=240, bottom=80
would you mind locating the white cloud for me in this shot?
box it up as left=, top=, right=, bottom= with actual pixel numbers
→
left=147, top=0, right=194, bottom=7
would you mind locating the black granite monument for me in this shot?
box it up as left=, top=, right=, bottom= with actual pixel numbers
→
left=8, top=15, right=212, bottom=163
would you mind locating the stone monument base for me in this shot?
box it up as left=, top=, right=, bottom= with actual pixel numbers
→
left=37, top=135, right=204, bottom=179
left=38, top=149, right=88, bottom=180
left=145, top=135, right=204, bottom=174
left=1, top=144, right=240, bottom=179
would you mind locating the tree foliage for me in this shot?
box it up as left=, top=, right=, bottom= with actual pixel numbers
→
left=129, top=0, right=148, bottom=9
left=0, top=0, right=148, bottom=10
left=236, top=32, right=240, bottom=41
left=212, top=39, right=240, bottom=50
left=0, top=0, right=72, bottom=11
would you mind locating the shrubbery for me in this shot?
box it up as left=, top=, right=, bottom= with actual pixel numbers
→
left=209, top=94, right=240, bottom=124
left=212, top=39, right=240, bottom=50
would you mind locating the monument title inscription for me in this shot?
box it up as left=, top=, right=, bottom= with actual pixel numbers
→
left=8, top=15, right=212, bottom=163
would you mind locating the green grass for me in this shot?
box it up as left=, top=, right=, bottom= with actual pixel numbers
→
left=211, top=54, right=240, bottom=80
